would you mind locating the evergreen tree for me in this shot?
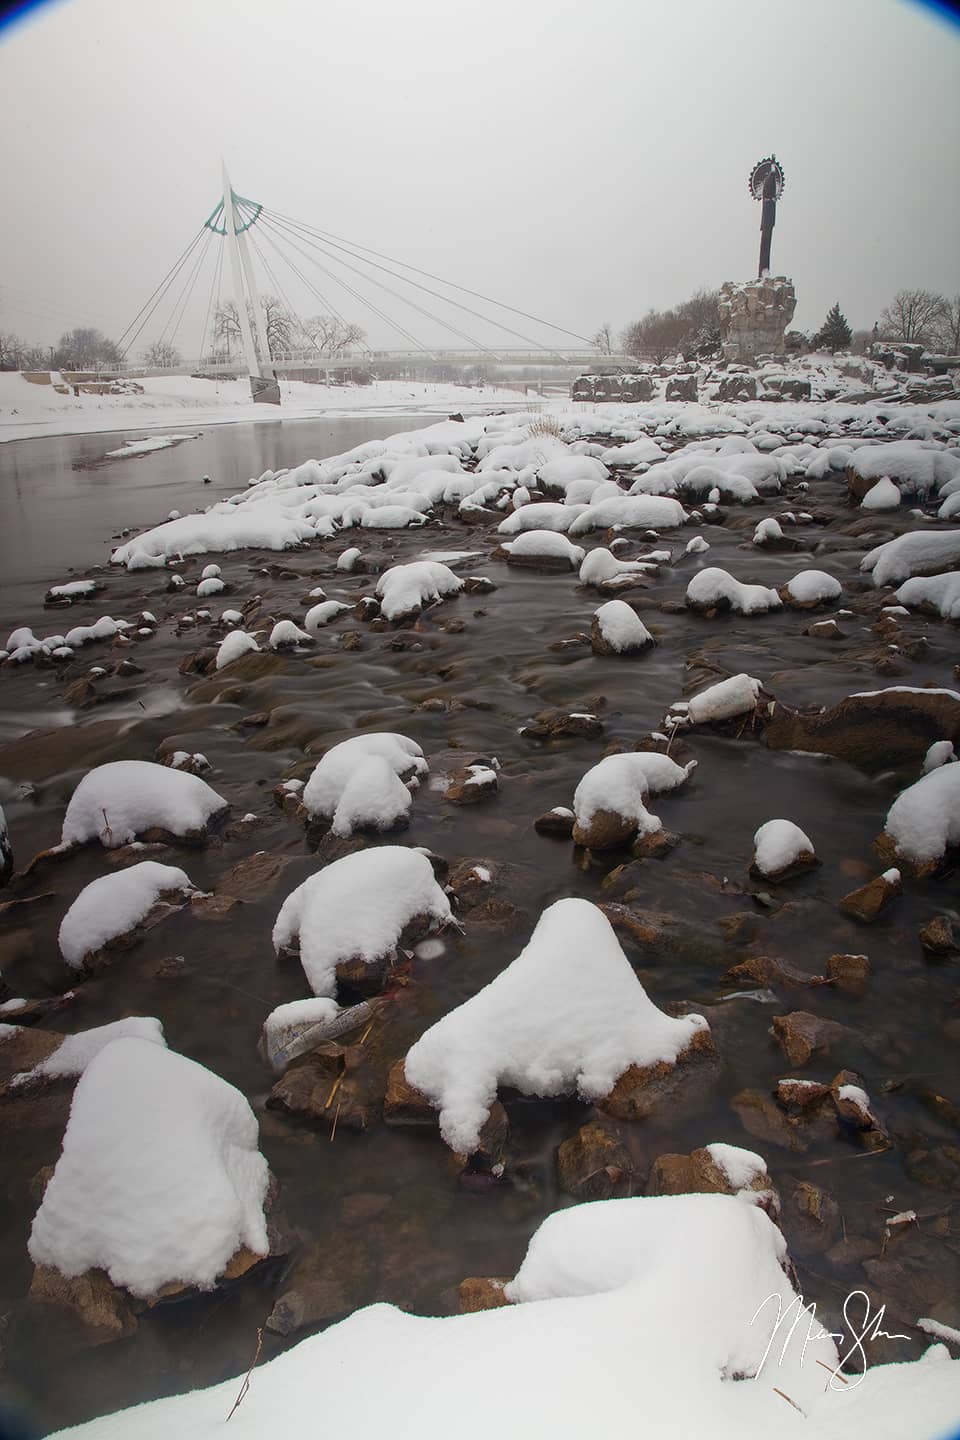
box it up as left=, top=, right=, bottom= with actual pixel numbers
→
left=814, top=303, right=852, bottom=352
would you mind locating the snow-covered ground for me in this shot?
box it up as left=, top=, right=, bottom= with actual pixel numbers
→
left=0, top=371, right=536, bottom=444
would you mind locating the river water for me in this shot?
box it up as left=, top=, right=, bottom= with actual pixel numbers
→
left=1, top=416, right=958, bottom=1433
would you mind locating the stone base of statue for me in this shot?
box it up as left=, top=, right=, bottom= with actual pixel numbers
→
left=718, top=277, right=796, bottom=363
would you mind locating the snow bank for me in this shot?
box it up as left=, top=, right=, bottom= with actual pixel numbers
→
left=752, top=820, right=816, bottom=878
left=61, top=761, right=228, bottom=848
left=883, top=764, right=960, bottom=867
left=302, top=734, right=426, bottom=822
left=405, top=898, right=708, bottom=1153
left=11, top=1017, right=165, bottom=1088
left=861, top=530, right=960, bottom=587
left=59, top=861, right=195, bottom=968
left=111, top=507, right=314, bottom=568
left=686, top=568, right=781, bottom=614
left=376, top=560, right=463, bottom=620
left=29, top=1038, right=269, bottom=1297
left=273, top=847, right=451, bottom=998
left=847, top=440, right=960, bottom=497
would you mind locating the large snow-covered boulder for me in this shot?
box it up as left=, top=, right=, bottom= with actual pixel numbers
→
left=29, top=1038, right=269, bottom=1298
left=497, top=503, right=583, bottom=535
left=375, top=560, right=463, bottom=621
left=846, top=441, right=960, bottom=501
left=302, top=734, right=427, bottom=835
left=273, top=846, right=452, bottom=998
left=8, top=1017, right=166, bottom=1093
left=61, top=761, right=228, bottom=849
left=572, top=752, right=694, bottom=850
left=895, top=572, right=960, bottom=620
left=59, top=861, right=196, bottom=970
left=882, top=764, right=960, bottom=872
left=567, top=496, right=686, bottom=535
left=404, top=898, right=711, bottom=1153
left=591, top=601, right=655, bottom=656
left=499, top=531, right=585, bottom=568
left=861, top=530, right=960, bottom=587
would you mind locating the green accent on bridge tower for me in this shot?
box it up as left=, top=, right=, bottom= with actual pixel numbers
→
left=203, top=190, right=263, bottom=236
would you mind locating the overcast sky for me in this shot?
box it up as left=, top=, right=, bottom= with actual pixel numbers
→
left=1, top=0, right=958, bottom=358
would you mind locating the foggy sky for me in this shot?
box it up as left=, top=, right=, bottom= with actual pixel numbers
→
left=1, top=0, right=958, bottom=358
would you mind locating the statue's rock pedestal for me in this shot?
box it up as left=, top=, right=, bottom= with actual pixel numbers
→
left=719, top=277, right=796, bottom=363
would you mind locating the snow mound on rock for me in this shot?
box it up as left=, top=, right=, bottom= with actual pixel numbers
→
left=568, top=495, right=686, bottom=535
left=12, top=1017, right=166, bottom=1088
left=111, top=507, right=313, bottom=568
left=302, top=734, right=427, bottom=822
left=501, top=531, right=585, bottom=564
left=883, top=764, right=960, bottom=867
left=28, top=1038, right=269, bottom=1297
left=304, top=601, right=350, bottom=631
left=498, top=502, right=583, bottom=535
left=330, top=755, right=414, bottom=837
left=848, top=441, right=960, bottom=497
left=273, top=846, right=452, bottom=998
left=686, top=673, right=763, bottom=724
left=895, top=571, right=960, bottom=619
left=573, top=752, right=695, bottom=838
left=579, top=547, right=657, bottom=586
left=752, top=820, right=815, bottom=878
left=862, top=530, right=960, bottom=587
left=216, top=629, right=259, bottom=669
left=376, top=560, right=463, bottom=620
left=784, top=569, right=842, bottom=605
left=405, top=898, right=709, bottom=1153
left=686, top=568, right=781, bottom=614
left=59, top=861, right=195, bottom=968
left=269, top=620, right=312, bottom=649
left=860, top=477, right=901, bottom=511
left=593, top=600, right=654, bottom=653
left=61, top=761, right=228, bottom=849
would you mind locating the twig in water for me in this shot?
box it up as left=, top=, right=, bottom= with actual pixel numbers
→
left=330, top=1098, right=341, bottom=1142
left=225, top=1327, right=263, bottom=1422
left=324, top=1071, right=345, bottom=1110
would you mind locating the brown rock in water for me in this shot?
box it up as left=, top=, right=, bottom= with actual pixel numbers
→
left=334, top=951, right=390, bottom=998
left=766, top=688, right=960, bottom=770
left=803, top=619, right=843, bottom=639
left=178, top=648, right=217, bottom=676
left=446, top=859, right=496, bottom=909
left=571, top=807, right=637, bottom=851
left=534, top=807, right=576, bottom=838
left=595, top=1026, right=716, bottom=1122
left=771, top=1011, right=848, bottom=1068
left=0, top=1025, right=64, bottom=1097
left=383, top=1059, right=437, bottom=1127
left=904, top=1145, right=960, bottom=1193
left=631, top=829, right=678, bottom=860
left=648, top=1145, right=777, bottom=1214
left=830, top=1070, right=889, bottom=1150
left=457, top=1100, right=508, bottom=1178
left=749, top=844, right=818, bottom=885
left=494, top=544, right=580, bottom=572
left=597, top=903, right=663, bottom=951
left=919, top=916, right=959, bottom=957
left=787, top=1179, right=841, bottom=1253
left=838, top=871, right=901, bottom=923
left=458, top=1277, right=511, bottom=1313
left=774, top=1078, right=831, bottom=1113
left=265, top=1280, right=347, bottom=1336
left=826, top=952, right=871, bottom=994
left=190, top=893, right=239, bottom=922
left=267, top=1046, right=376, bottom=1132
left=521, top=710, right=604, bottom=740
left=730, top=1089, right=808, bottom=1151
left=28, top=1265, right=138, bottom=1346
left=557, top=1122, right=636, bottom=1200
left=216, top=851, right=289, bottom=900
left=445, top=764, right=499, bottom=804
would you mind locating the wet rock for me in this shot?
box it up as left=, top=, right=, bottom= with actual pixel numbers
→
left=648, top=1145, right=778, bottom=1214
left=775, top=1078, right=831, bottom=1113
left=919, top=916, right=959, bottom=957
left=383, top=1059, right=436, bottom=1127
left=520, top=710, right=604, bottom=740
left=766, top=688, right=960, bottom=770
left=444, top=763, right=499, bottom=804
left=265, top=1280, right=347, bottom=1336
left=730, top=1089, right=808, bottom=1151
left=463, top=576, right=497, bottom=595
left=803, top=618, right=843, bottom=639
left=903, top=1145, right=960, bottom=1193
left=0, top=1025, right=64, bottom=1097
left=0, top=993, right=76, bottom=1028
left=338, top=632, right=363, bottom=652
left=267, top=1045, right=377, bottom=1132
left=534, top=806, right=575, bottom=838
left=216, top=851, right=290, bottom=901
left=771, top=1011, right=849, bottom=1068
left=238, top=710, right=271, bottom=729
left=556, top=1121, right=636, bottom=1200
left=177, top=648, right=217, bottom=676
left=446, top=859, right=497, bottom=910
left=458, top=1277, right=510, bottom=1313
left=457, top=1100, right=508, bottom=1179
left=597, top=903, right=663, bottom=951
left=28, top=1265, right=138, bottom=1347
left=190, top=893, right=239, bottom=921
left=595, top=1026, right=716, bottom=1122
left=825, top=952, right=871, bottom=995
left=571, top=807, right=637, bottom=851
left=830, top=1070, right=889, bottom=1150
left=786, top=1179, right=841, bottom=1253
left=838, top=870, right=901, bottom=923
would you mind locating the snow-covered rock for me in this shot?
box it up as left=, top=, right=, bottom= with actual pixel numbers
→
left=567, top=496, right=686, bottom=535
left=750, top=820, right=817, bottom=882
left=196, top=577, right=225, bottom=599
left=61, top=760, right=228, bottom=849
left=923, top=740, right=956, bottom=773
left=500, top=531, right=585, bottom=567
left=59, top=861, right=196, bottom=969
left=302, top=734, right=426, bottom=827
left=112, top=508, right=313, bottom=567
left=591, top=600, right=655, bottom=655
left=273, top=847, right=452, bottom=998
left=578, top=547, right=656, bottom=587
left=375, top=560, right=463, bottom=621
left=861, top=530, right=960, bottom=587
left=268, top=620, right=313, bottom=649
left=782, top=569, right=842, bottom=608
left=404, top=898, right=710, bottom=1153
left=572, top=752, right=694, bottom=849
left=497, top=502, right=583, bottom=535
left=684, top=673, right=764, bottom=725
left=847, top=440, right=960, bottom=499
left=882, top=764, right=960, bottom=869
left=752, top=517, right=784, bottom=546
left=686, top=568, right=781, bottom=615
left=215, top=629, right=259, bottom=669
left=860, top=477, right=901, bottom=511
left=304, top=601, right=350, bottom=632
left=29, top=1038, right=269, bottom=1298
left=895, top=571, right=960, bottom=620
left=10, top=1017, right=166, bottom=1089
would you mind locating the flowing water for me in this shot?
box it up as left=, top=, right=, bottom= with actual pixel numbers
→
left=1, top=416, right=958, bottom=1433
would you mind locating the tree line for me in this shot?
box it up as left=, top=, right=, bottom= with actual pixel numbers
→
left=0, top=295, right=367, bottom=372
left=593, top=285, right=960, bottom=363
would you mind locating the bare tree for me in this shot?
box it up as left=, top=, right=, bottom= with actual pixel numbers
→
left=932, top=294, right=960, bottom=355
left=140, top=339, right=183, bottom=368
left=879, top=289, right=947, bottom=347
left=214, top=296, right=299, bottom=360
left=53, top=326, right=121, bottom=370
left=591, top=322, right=614, bottom=355
left=622, top=308, right=685, bottom=364
left=296, top=314, right=367, bottom=357
left=0, top=331, right=27, bottom=370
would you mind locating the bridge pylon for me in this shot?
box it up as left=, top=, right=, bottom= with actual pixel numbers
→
left=206, top=164, right=280, bottom=405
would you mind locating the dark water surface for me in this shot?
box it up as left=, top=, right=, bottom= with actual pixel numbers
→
left=1, top=417, right=959, bottom=1433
